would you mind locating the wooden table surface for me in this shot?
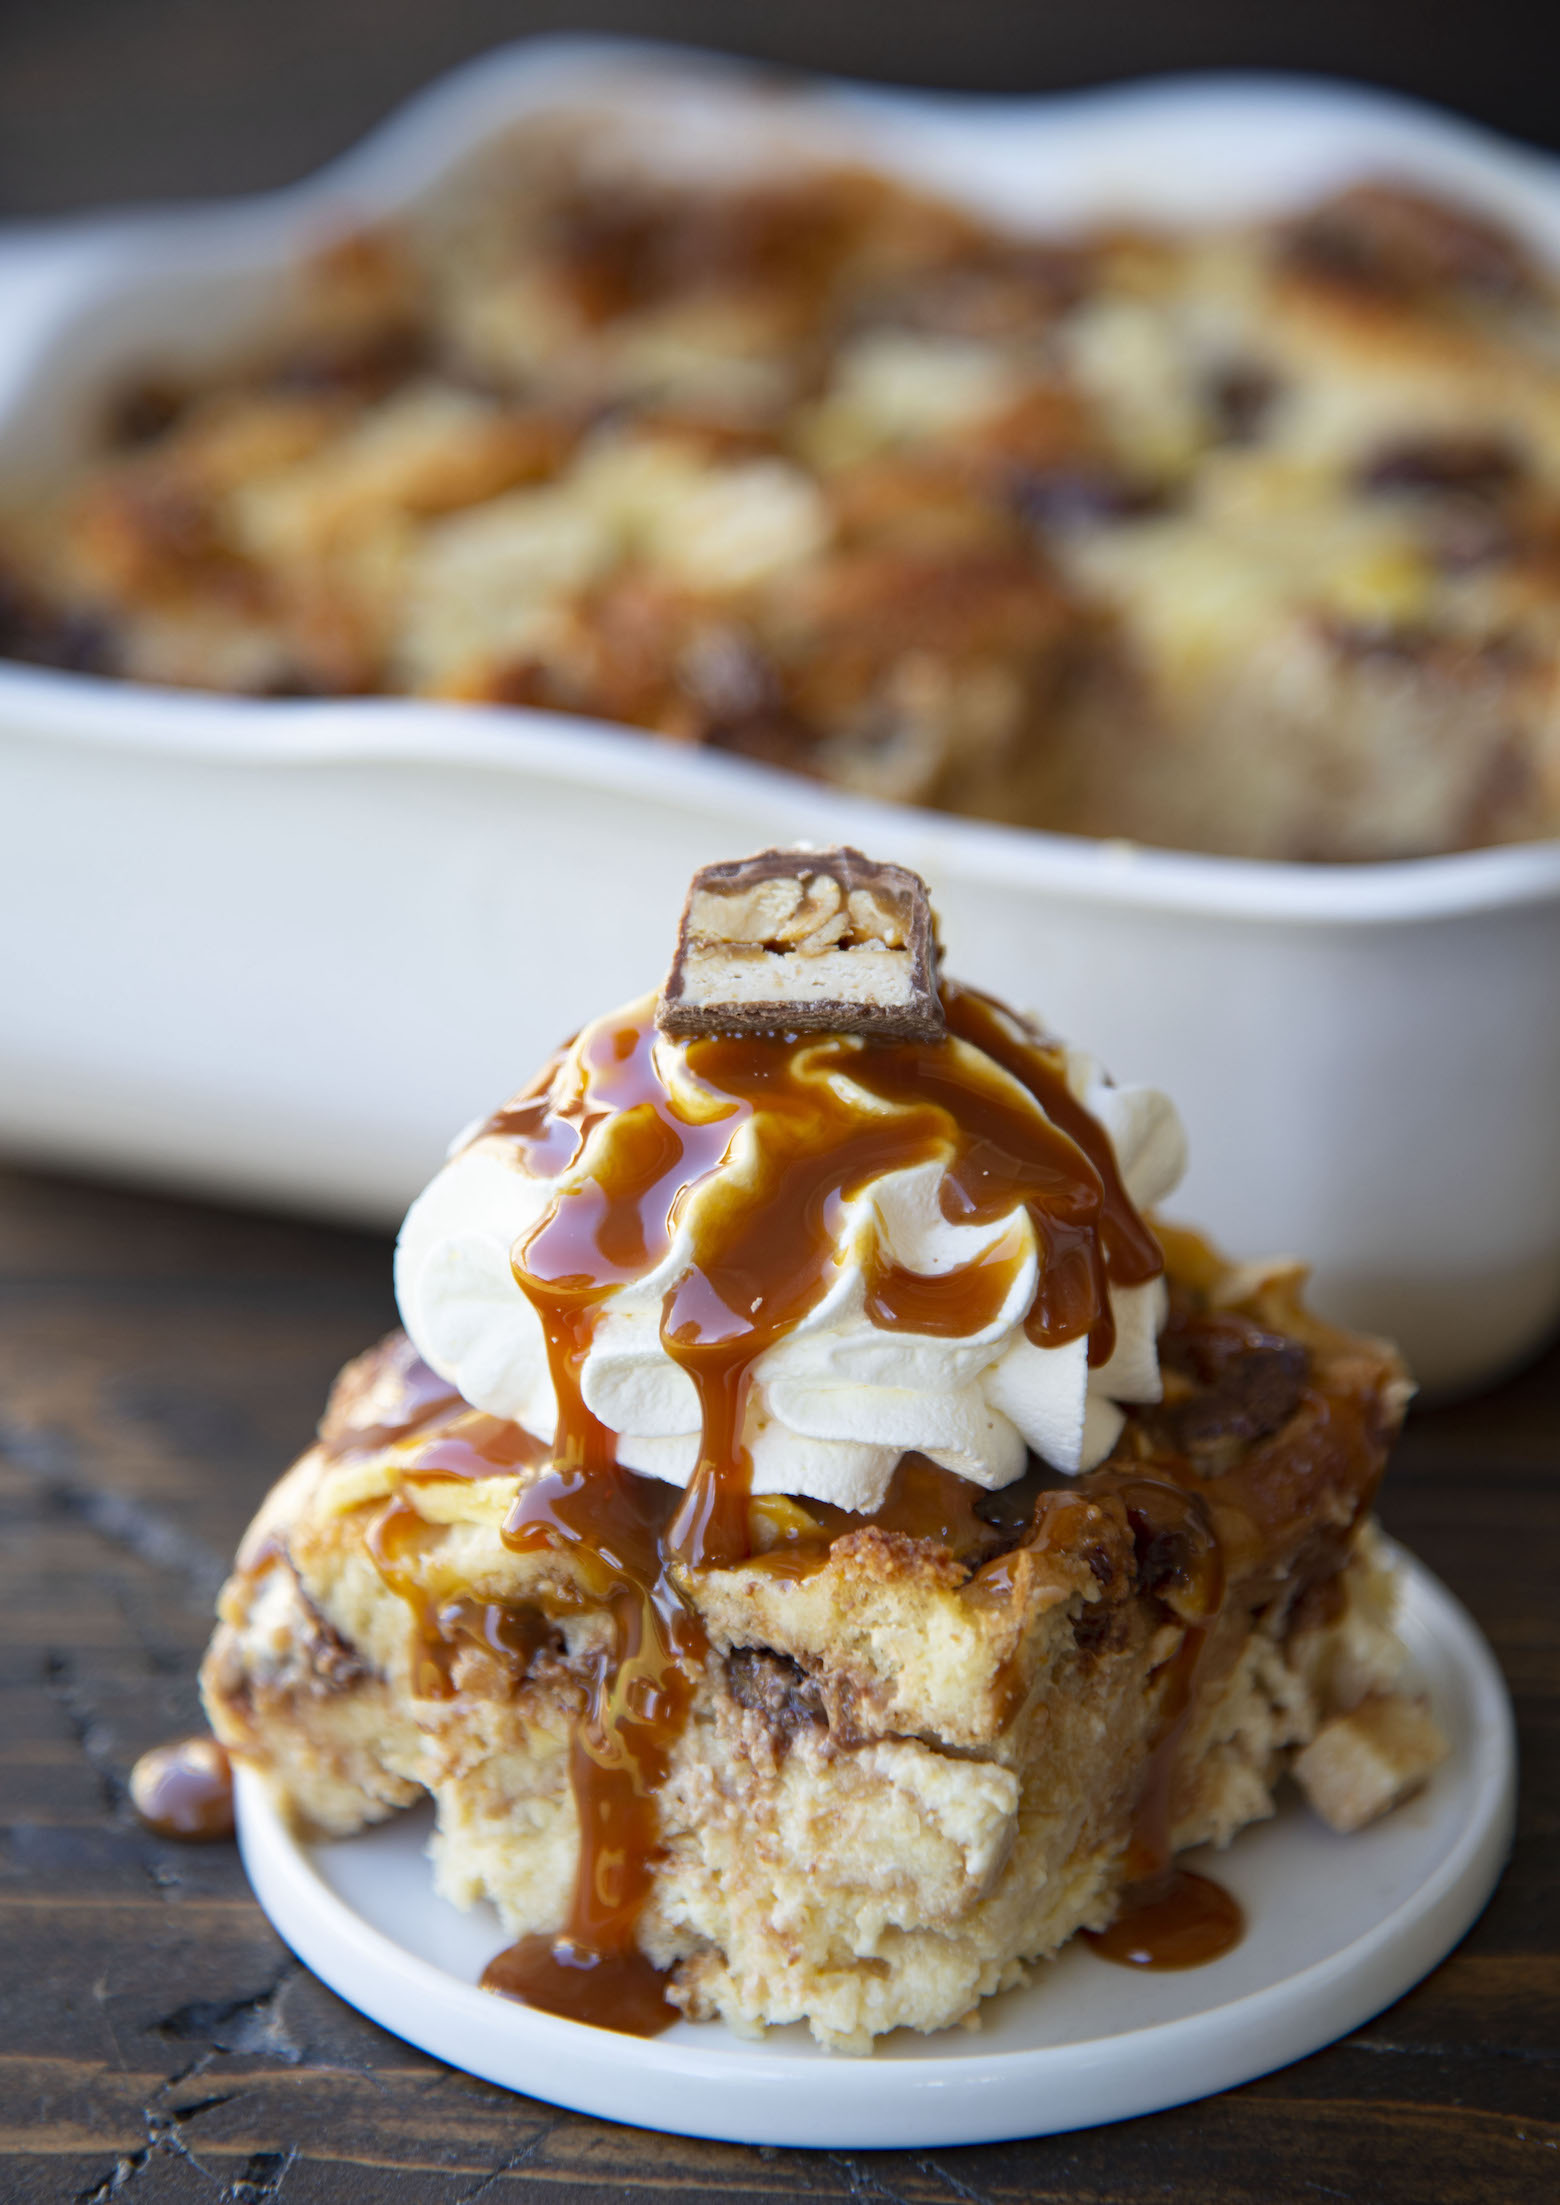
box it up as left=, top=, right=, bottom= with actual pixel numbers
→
left=1, top=1159, right=1555, bottom=2203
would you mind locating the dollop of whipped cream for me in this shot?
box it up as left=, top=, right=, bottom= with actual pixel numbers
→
left=394, top=991, right=1186, bottom=1512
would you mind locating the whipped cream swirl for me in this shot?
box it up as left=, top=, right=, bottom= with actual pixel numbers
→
left=394, top=991, right=1186, bottom=1512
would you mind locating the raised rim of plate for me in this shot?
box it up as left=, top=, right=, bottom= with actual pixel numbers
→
left=234, top=1546, right=1515, bottom=2147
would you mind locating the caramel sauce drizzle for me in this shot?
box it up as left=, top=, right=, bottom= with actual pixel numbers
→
left=129, top=1735, right=235, bottom=1843
left=1084, top=1868, right=1244, bottom=1970
left=360, top=1399, right=556, bottom=1697
left=392, top=986, right=1168, bottom=2031
left=491, top=1462, right=696, bottom=2029
left=1080, top=1470, right=1241, bottom=1969
left=318, top=1335, right=465, bottom=1464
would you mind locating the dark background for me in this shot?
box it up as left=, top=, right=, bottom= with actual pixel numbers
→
left=1, top=0, right=1557, bottom=220
left=2, top=9, right=1557, bottom=2198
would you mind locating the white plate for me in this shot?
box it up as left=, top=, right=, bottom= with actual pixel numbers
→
left=235, top=1547, right=1514, bottom=2147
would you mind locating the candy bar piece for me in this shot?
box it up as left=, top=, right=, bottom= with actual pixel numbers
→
left=657, top=848, right=944, bottom=1041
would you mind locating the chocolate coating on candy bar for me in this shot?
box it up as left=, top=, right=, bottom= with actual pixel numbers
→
left=657, top=848, right=944, bottom=1041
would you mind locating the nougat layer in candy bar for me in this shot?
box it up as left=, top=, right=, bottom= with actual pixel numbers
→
left=657, top=847, right=943, bottom=1041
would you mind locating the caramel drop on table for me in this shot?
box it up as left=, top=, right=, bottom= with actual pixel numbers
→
left=1084, top=1868, right=1244, bottom=1970
left=129, top=1735, right=235, bottom=1842
left=481, top=1934, right=677, bottom=2036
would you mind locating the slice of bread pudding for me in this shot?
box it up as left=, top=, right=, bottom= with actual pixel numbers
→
left=204, top=1231, right=1429, bottom=2051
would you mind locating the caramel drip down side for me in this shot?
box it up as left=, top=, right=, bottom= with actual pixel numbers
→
left=490, top=1462, right=696, bottom=2032
left=942, top=983, right=1165, bottom=1364
left=1081, top=1469, right=1243, bottom=1969
left=487, top=1013, right=730, bottom=2027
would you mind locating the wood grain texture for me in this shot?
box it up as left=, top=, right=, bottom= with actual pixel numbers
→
left=0, top=1161, right=1556, bottom=2203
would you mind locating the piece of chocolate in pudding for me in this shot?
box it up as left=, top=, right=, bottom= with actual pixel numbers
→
left=657, top=846, right=943, bottom=1041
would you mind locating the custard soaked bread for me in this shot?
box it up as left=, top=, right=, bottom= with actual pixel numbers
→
left=203, top=851, right=1442, bottom=2049
left=6, top=123, right=1560, bottom=862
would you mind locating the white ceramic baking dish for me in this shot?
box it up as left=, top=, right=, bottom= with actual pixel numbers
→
left=3, top=37, right=1559, bottom=1393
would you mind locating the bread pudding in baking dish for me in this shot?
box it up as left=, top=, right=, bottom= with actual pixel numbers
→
left=202, top=850, right=1445, bottom=2049
left=4, top=119, right=1560, bottom=863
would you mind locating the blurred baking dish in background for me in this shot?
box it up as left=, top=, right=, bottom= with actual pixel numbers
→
left=2, top=45, right=1559, bottom=1397
left=4, top=86, right=1560, bottom=864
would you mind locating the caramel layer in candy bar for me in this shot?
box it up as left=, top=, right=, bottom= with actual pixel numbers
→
left=657, top=848, right=944, bottom=1041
